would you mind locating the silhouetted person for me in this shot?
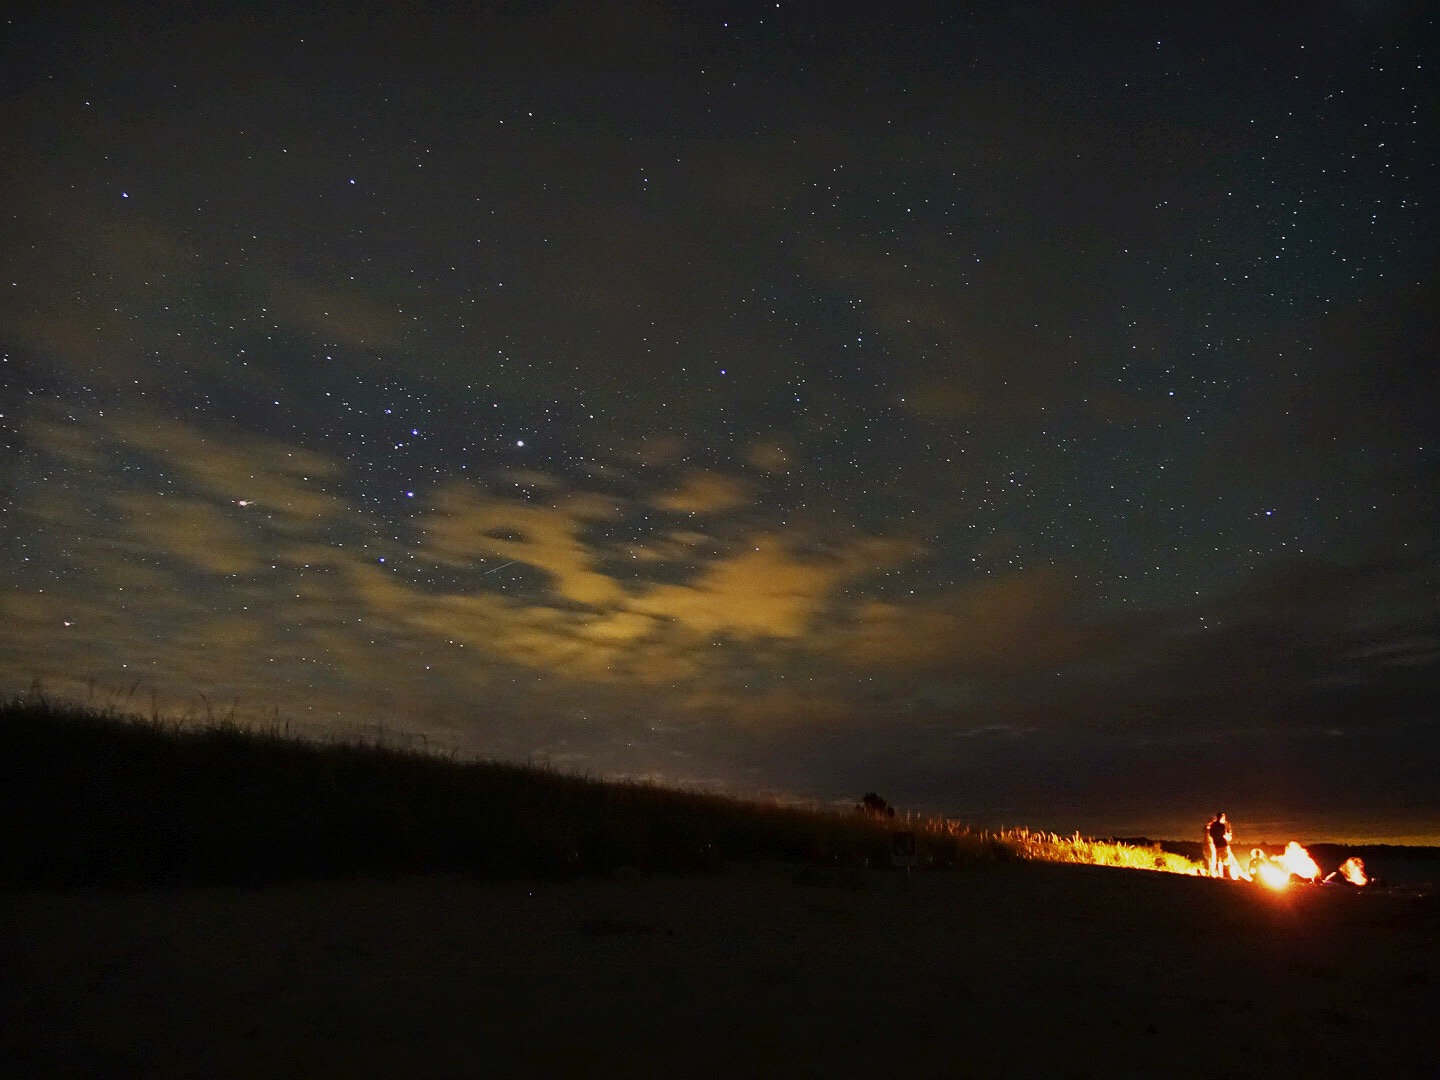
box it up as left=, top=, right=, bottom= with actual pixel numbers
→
left=1247, top=847, right=1282, bottom=884
left=1205, top=811, right=1233, bottom=878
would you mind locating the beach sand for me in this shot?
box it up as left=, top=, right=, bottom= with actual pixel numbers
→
left=3, top=861, right=1435, bottom=1078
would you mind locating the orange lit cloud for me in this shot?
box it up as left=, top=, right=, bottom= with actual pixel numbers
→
left=27, top=419, right=106, bottom=468
left=743, top=441, right=791, bottom=474
left=106, top=413, right=347, bottom=529
left=632, top=533, right=920, bottom=641
left=653, top=470, right=753, bottom=514
left=623, top=529, right=709, bottom=563
left=420, top=480, right=624, bottom=608
left=120, top=493, right=263, bottom=575
left=6, top=409, right=934, bottom=710
left=831, top=567, right=1084, bottom=675
left=627, top=433, right=689, bottom=466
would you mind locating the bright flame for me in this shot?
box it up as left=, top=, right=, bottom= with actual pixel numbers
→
left=1249, top=841, right=1362, bottom=891
left=1335, top=856, right=1368, bottom=886
left=1255, top=860, right=1291, bottom=890
left=1276, top=841, right=1321, bottom=883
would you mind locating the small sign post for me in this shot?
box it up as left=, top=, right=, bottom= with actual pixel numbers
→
left=891, top=831, right=918, bottom=879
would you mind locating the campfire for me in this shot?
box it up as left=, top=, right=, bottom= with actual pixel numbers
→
left=1328, top=856, right=1368, bottom=887
left=1246, top=842, right=1367, bottom=890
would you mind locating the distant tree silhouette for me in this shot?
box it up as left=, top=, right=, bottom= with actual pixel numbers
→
left=857, top=792, right=895, bottom=818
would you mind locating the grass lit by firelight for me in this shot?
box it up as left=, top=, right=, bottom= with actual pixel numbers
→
left=2, top=690, right=1203, bottom=887
left=974, top=825, right=1202, bottom=876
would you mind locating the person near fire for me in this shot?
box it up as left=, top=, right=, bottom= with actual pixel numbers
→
left=1205, top=811, right=1233, bottom=878
left=1247, top=847, right=1279, bottom=883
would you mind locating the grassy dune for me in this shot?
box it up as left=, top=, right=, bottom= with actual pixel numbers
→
left=1, top=694, right=1200, bottom=887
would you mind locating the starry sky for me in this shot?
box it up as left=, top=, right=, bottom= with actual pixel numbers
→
left=3, top=1, right=1436, bottom=843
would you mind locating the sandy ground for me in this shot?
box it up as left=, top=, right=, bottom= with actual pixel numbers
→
left=2, top=861, right=1436, bottom=1079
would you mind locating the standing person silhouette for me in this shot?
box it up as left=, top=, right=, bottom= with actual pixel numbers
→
left=1205, top=811, right=1233, bottom=878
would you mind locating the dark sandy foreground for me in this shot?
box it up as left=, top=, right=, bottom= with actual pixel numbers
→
left=3, top=861, right=1436, bottom=1079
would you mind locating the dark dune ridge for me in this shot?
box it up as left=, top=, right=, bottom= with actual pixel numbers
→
left=1, top=695, right=1004, bottom=888
left=5, top=695, right=1427, bottom=891
left=4, top=695, right=1437, bottom=1076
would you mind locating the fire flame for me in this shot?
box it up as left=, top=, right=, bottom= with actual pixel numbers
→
left=1333, top=856, right=1368, bottom=886
left=1254, top=859, right=1291, bottom=890
left=1248, top=842, right=1366, bottom=890
left=1276, top=841, right=1321, bottom=883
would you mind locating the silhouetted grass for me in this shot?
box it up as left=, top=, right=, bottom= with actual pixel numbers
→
left=1, top=694, right=1202, bottom=887
left=0, top=695, right=953, bottom=886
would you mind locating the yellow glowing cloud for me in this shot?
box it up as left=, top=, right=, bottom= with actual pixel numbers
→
left=834, top=568, right=1080, bottom=674
left=11, top=409, right=945, bottom=703
left=420, top=480, right=624, bottom=608
left=743, top=441, right=791, bottom=474
left=362, top=503, right=924, bottom=682
left=202, top=616, right=269, bottom=652
left=632, top=533, right=920, bottom=640
left=654, top=470, right=753, bottom=514
left=347, top=558, right=679, bottom=683
left=623, top=528, right=711, bottom=563
left=627, top=433, right=689, bottom=466
left=575, top=609, right=658, bottom=646
left=28, top=418, right=105, bottom=468
left=106, top=414, right=346, bottom=528
left=120, top=493, right=262, bottom=575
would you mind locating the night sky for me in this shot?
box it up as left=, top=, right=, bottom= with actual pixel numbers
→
left=4, top=1, right=1436, bottom=843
